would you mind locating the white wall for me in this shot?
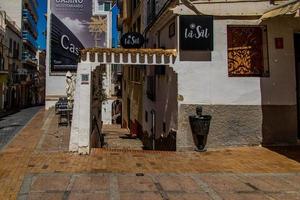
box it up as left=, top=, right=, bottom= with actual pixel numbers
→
left=261, top=17, right=299, bottom=106
left=173, top=19, right=262, bottom=105
left=173, top=17, right=299, bottom=106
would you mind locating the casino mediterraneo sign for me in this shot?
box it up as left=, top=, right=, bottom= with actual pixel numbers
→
left=50, top=0, right=107, bottom=72
left=179, top=15, right=213, bottom=51
left=121, top=32, right=145, bottom=49
left=51, top=14, right=84, bottom=72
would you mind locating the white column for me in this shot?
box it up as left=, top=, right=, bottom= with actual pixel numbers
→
left=69, top=68, right=81, bottom=152
left=69, top=63, right=93, bottom=154
left=78, top=64, right=92, bottom=154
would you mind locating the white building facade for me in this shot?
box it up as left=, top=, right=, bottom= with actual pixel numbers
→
left=144, top=0, right=300, bottom=150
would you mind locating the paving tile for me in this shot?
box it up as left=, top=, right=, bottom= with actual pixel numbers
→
left=30, top=175, right=71, bottom=192
left=120, top=192, right=163, bottom=200
left=71, top=174, right=109, bottom=192
left=268, top=192, right=300, bottom=200
left=199, top=174, right=254, bottom=193
left=167, top=192, right=211, bottom=200
left=220, top=193, right=270, bottom=200
left=283, top=174, right=300, bottom=189
left=118, top=175, right=157, bottom=192
left=157, top=175, right=202, bottom=192
left=28, top=192, right=65, bottom=200
left=253, top=175, right=298, bottom=192
left=68, top=192, right=109, bottom=200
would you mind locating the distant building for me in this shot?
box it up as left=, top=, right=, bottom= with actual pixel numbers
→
left=36, top=50, right=46, bottom=105
left=0, top=11, right=6, bottom=110
left=0, top=11, right=23, bottom=111
left=0, top=0, right=39, bottom=108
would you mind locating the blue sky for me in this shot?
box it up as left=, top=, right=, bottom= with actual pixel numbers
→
left=37, top=0, right=47, bottom=50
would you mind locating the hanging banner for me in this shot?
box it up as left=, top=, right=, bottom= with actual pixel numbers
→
left=179, top=15, right=213, bottom=51
left=50, top=0, right=108, bottom=72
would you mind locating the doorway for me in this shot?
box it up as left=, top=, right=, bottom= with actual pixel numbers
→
left=294, top=33, right=300, bottom=139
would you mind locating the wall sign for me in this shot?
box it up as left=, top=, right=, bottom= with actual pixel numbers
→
left=81, top=74, right=89, bottom=85
left=121, top=32, right=145, bottom=49
left=180, top=15, right=213, bottom=51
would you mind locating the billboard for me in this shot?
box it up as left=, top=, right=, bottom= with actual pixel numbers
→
left=50, top=0, right=108, bottom=72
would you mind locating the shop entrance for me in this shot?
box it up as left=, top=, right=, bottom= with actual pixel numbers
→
left=295, top=33, right=300, bottom=139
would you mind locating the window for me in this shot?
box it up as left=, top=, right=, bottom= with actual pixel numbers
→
left=9, top=39, right=12, bottom=53
left=13, top=41, right=17, bottom=59
left=147, top=76, right=156, bottom=101
left=97, top=0, right=111, bottom=11
left=145, top=111, right=148, bottom=122
left=227, top=26, right=269, bottom=77
left=0, top=54, right=4, bottom=71
left=147, top=0, right=156, bottom=25
left=17, top=43, right=19, bottom=58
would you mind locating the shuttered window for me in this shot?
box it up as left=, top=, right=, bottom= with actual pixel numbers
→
left=227, top=26, right=269, bottom=77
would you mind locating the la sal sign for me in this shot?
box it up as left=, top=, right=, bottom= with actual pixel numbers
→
left=121, top=32, right=145, bottom=49
left=180, top=15, right=213, bottom=51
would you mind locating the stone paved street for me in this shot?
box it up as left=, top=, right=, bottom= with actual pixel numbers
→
left=17, top=173, right=300, bottom=200
left=102, top=124, right=143, bottom=150
left=0, top=106, right=42, bottom=150
left=0, top=108, right=299, bottom=200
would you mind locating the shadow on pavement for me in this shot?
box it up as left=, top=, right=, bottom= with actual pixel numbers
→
left=0, top=125, right=23, bottom=130
left=266, top=145, right=300, bottom=163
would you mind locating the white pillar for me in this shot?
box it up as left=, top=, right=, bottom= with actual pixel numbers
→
left=69, top=71, right=81, bottom=152
left=69, top=63, right=93, bottom=154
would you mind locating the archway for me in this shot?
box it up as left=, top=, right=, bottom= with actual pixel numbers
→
left=69, top=48, right=178, bottom=154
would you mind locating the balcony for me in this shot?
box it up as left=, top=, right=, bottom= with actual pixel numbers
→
left=23, top=9, right=37, bottom=37
left=24, top=0, right=38, bottom=22
left=22, top=30, right=37, bottom=51
left=22, top=51, right=37, bottom=66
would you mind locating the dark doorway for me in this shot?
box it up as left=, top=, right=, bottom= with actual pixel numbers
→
left=294, top=33, right=300, bottom=139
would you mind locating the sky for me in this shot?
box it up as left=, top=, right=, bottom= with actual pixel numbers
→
left=37, top=0, right=47, bottom=50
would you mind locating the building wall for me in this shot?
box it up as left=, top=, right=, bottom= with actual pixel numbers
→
left=0, top=0, right=22, bottom=27
left=174, top=17, right=300, bottom=150
left=142, top=13, right=178, bottom=149
left=121, top=65, right=145, bottom=136
left=142, top=0, right=299, bottom=150
left=260, top=17, right=299, bottom=145
left=142, top=65, right=178, bottom=141
left=120, top=0, right=146, bottom=132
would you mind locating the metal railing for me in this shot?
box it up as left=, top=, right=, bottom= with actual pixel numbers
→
left=23, top=9, right=37, bottom=35
left=22, top=51, right=37, bottom=64
left=22, top=30, right=37, bottom=49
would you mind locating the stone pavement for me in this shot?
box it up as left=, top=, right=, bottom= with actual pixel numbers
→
left=0, top=106, right=42, bottom=150
left=0, top=108, right=299, bottom=199
left=17, top=173, right=300, bottom=200
left=102, top=124, right=143, bottom=150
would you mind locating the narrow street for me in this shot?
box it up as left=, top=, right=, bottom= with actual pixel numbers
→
left=0, top=109, right=299, bottom=199
left=102, top=124, right=143, bottom=150
left=0, top=106, right=42, bottom=150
